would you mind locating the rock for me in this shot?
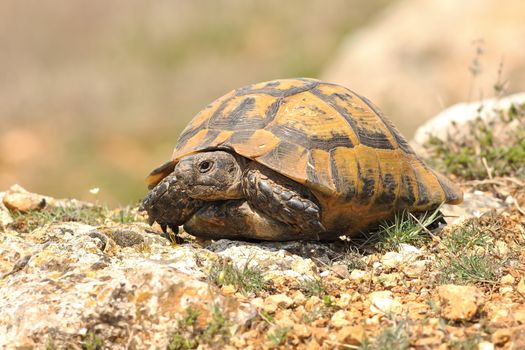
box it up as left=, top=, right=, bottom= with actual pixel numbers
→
left=305, top=296, right=322, bottom=312
left=292, top=324, right=311, bottom=339
left=306, top=339, right=321, bottom=350
left=331, top=264, right=351, bottom=279
left=250, top=297, right=264, bottom=309
left=350, top=269, right=367, bottom=281
left=514, top=309, right=525, bottom=324
left=336, top=293, right=352, bottom=309
left=517, top=278, right=525, bottom=294
left=381, top=252, right=404, bottom=269
left=264, top=294, right=293, bottom=313
left=291, top=290, right=306, bottom=306
left=3, top=184, right=47, bottom=212
left=413, top=93, right=525, bottom=146
left=336, top=325, right=366, bottom=345
left=478, top=342, right=495, bottom=350
left=405, top=301, right=429, bottom=320
left=273, top=309, right=295, bottom=328
left=495, top=240, right=510, bottom=257
left=2, top=184, right=92, bottom=213
left=398, top=244, right=421, bottom=255
left=330, top=310, right=350, bottom=328
left=322, top=0, right=525, bottom=136
left=509, top=326, right=525, bottom=349
left=404, top=260, right=427, bottom=278
left=221, top=284, right=237, bottom=295
left=499, top=286, right=514, bottom=294
left=0, top=193, right=13, bottom=227
left=369, top=291, right=402, bottom=315
left=376, top=273, right=402, bottom=288
left=0, top=193, right=274, bottom=348
left=492, top=328, right=512, bottom=346
left=206, top=240, right=318, bottom=280
left=437, top=285, right=482, bottom=321
left=489, top=306, right=511, bottom=324
left=365, top=314, right=381, bottom=326
left=107, top=228, right=146, bottom=247
left=441, top=192, right=507, bottom=225
left=0, top=224, right=255, bottom=348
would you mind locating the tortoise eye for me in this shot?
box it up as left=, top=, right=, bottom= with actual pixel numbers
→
left=198, top=160, right=214, bottom=173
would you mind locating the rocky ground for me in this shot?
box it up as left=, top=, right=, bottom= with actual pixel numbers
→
left=1, top=98, right=525, bottom=349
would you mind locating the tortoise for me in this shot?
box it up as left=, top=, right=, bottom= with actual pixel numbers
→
left=141, top=78, right=462, bottom=241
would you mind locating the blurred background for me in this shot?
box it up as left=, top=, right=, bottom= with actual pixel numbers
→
left=1, top=0, right=524, bottom=205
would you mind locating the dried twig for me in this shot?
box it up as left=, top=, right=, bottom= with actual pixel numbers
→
left=481, top=157, right=493, bottom=180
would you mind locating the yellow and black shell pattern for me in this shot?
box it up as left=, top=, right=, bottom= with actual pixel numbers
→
left=147, top=78, right=462, bottom=234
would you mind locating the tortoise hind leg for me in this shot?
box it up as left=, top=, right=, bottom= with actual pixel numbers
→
left=242, top=163, right=326, bottom=238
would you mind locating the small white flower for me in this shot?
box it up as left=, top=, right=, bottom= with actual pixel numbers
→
left=89, top=187, right=100, bottom=195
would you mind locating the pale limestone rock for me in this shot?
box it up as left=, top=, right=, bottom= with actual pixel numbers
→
left=413, top=93, right=525, bottom=146
left=221, top=284, right=236, bottom=295
left=495, top=240, right=510, bottom=257
left=513, top=309, right=525, bottom=324
left=499, top=286, right=514, bottom=294
left=291, top=290, right=307, bottom=306
left=331, top=264, right=350, bottom=279
left=206, top=239, right=319, bottom=280
left=330, top=310, right=350, bottom=328
left=0, top=228, right=255, bottom=349
left=349, top=269, right=367, bottom=281
left=264, top=294, right=293, bottom=311
left=381, top=252, right=405, bottom=269
left=376, top=273, right=402, bottom=288
left=2, top=184, right=92, bottom=213
left=0, top=192, right=13, bottom=228
left=250, top=297, right=264, bottom=309
left=501, top=274, right=516, bottom=285
left=478, top=342, right=495, bottom=350
left=398, top=244, right=421, bottom=255
left=292, top=324, right=311, bottom=339
left=305, top=296, right=322, bottom=312
left=0, top=219, right=264, bottom=348
left=369, top=291, right=402, bottom=315
left=404, top=260, right=428, bottom=278
left=518, top=279, right=525, bottom=294
left=492, top=328, right=512, bottom=346
left=441, top=191, right=507, bottom=225
left=3, top=184, right=47, bottom=212
left=273, top=310, right=295, bottom=329
left=336, top=293, right=352, bottom=309
left=490, top=308, right=511, bottom=323
left=336, top=325, right=366, bottom=345
left=437, top=285, right=482, bottom=321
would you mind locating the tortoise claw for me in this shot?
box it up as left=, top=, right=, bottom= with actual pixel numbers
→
left=148, top=216, right=155, bottom=226
left=168, top=223, right=179, bottom=234
left=160, top=223, right=168, bottom=233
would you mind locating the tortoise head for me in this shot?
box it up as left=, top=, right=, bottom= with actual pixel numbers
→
left=174, top=150, right=244, bottom=201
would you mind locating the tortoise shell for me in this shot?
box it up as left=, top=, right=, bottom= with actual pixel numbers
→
left=147, top=78, right=462, bottom=234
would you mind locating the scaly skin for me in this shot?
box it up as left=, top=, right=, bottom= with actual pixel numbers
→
left=140, top=172, right=204, bottom=237
left=142, top=152, right=328, bottom=241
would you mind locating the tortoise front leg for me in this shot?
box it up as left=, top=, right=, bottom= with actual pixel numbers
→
left=242, top=163, right=326, bottom=238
